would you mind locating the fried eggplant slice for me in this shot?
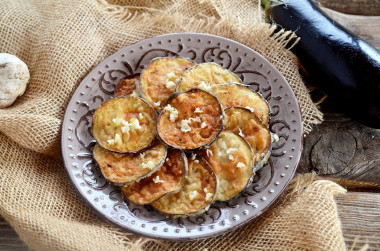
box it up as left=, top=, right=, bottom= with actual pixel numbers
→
left=210, top=83, right=270, bottom=125
left=92, top=97, right=157, bottom=153
left=151, top=154, right=217, bottom=217
left=139, top=57, right=195, bottom=110
left=176, top=62, right=241, bottom=92
left=199, top=131, right=254, bottom=201
left=114, top=74, right=139, bottom=97
left=157, top=89, right=223, bottom=150
left=224, top=107, right=272, bottom=171
left=93, top=140, right=167, bottom=186
left=121, top=149, right=187, bottom=205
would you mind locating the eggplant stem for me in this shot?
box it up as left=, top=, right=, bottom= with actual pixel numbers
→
left=261, top=0, right=288, bottom=18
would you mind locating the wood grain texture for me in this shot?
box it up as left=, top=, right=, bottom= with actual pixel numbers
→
left=336, top=192, right=380, bottom=250
left=0, top=216, right=31, bottom=251
left=322, top=7, right=380, bottom=50
left=319, top=0, right=380, bottom=15
left=299, top=101, right=380, bottom=182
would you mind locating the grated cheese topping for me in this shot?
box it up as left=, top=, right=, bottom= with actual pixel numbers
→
left=198, top=81, right=212, bottom=91
left=192, top=153, right=197, bottom=160
left=129, top=118, right=142, bottom=130
left=229, top=155, right=234, bottom=160
left=114, top=133, right=122, bottom=145
left=139, top=113, right=143, bottom=119
left=206, top=193, right=213, bottom=201
left=141, top=161, right=155, bottom=169
left=226, top=148, right=237, bottom=154
left=153, top=175, right=164, bottom=183
left=201, top=122, right=206, bottom=128
left=180, top=119, right=192, bottom=132
left=165, top=80, right=176, bottom=89
left=153, top=100, right=161, bottom=107
left=107, top=139, right=115, bottom=145
left=206, top=149, right=213, bottom=157
left=180, top=116, right=202, bottom=132
left=194, top=159, right=199, bottom=163
left=190, top=116, right=201, bottom=122
left=164, top=104, right=179, bottom=122
left=130, top=90, right=139, bottom=97
left=112, top=117, right=126, bottom=127
left=238, top=127, right=245, bottom=137
left=166, top=72, right=176, bottom=79
left=166, top=158, right=169, bottom=162
left=272, top=133, right=280, bottom=142
left=189, top=191, right=198, bottom=200
left=140, top=152, right=146, bottom=159
left=194, top=107, right=203, bottom=113
left=237, top=162, right=246, bottom=168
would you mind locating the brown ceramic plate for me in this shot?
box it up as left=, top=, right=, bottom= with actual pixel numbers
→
left=61, top=33, right=303, bottom=240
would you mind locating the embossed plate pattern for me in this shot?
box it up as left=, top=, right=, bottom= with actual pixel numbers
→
left=61, top=33, right=303, bottom=240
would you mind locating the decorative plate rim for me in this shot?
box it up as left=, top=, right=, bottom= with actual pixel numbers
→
left=61, top=32, right=303, bottom=241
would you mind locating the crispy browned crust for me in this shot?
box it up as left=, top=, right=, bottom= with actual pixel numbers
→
left=92, top=97, right=157, bottom=153
left=176, top=62, right=242, bottom=92
left=151, top=154, right=217, bottom=217
left=210, top=83, right=270, bottom=125
left=121, top=150, right=188, bottom=205
left=114, top=74, right=139, bottom=97
left=157, top=88, right=223, bottom=150
left=224, top=107, right=272, bottom=167
left=93, top=140, right=167, bottom=186
left=198, top=131, right=254, bottom=201
left=139, top=57, right=195, bottom=110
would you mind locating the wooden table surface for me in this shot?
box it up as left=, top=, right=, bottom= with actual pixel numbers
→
left=1, top=1, right=380, bottom=250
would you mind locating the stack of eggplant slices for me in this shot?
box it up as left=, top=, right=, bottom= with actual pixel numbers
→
left=92, top=57, right=276, bottom=217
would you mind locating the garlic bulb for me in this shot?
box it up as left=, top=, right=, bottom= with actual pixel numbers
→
left=0, top=53, right=30, bottom=108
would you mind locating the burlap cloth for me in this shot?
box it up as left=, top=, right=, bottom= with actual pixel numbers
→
left=0, top=0, right=348, bottom=250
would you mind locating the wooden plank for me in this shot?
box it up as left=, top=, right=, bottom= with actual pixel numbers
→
left=319, top=0, right=380, bottom=16
left=321, top=8, right=380, bottom=50
left=298, top=101, right=380, bottom=182
left=336, top=192, right=380, bottom=250
left=0, top=216, right=31, bottom=251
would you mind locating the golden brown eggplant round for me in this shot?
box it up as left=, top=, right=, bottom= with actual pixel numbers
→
left=114, top=74, right=140, bottom=97
left=93, top=140, right=167, bottom=186
left=92, top=97, right=157, bottom=153
left=224, top=107, right=272, bottom=171
left=210, top=83, right=270, bottom=125
left=198, top=130, right=254, bottom=201
left=151, top=154, right=217, bottom=217
left=121, top=149, right=188, bottom=205
left=157, top=88, right=224, bottom=150
left=139, top=57, right=195, bottom=110
left=175, top=62, right=241, bottom=92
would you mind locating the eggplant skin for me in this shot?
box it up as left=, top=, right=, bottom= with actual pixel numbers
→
left=151, top=154, right=218, bottom=218
left=269, top=0, right=380, bottom=128
left=198, top=131, right=254, bottom=202
left=121, top=150, right=187, bottom=205
left=114, top=74, right=139, bottom=97
left=93, top=140, right=167, bottom=186
left=157, top=88, right=224, bottom=150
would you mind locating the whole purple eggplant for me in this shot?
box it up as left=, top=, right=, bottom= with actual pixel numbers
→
left=262, top=0, right=380, bottom=128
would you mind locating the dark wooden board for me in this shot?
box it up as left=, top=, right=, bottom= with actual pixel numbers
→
left=0, top=216, right=31, bottom=251
left=318, top=0, right=380, bottom=15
